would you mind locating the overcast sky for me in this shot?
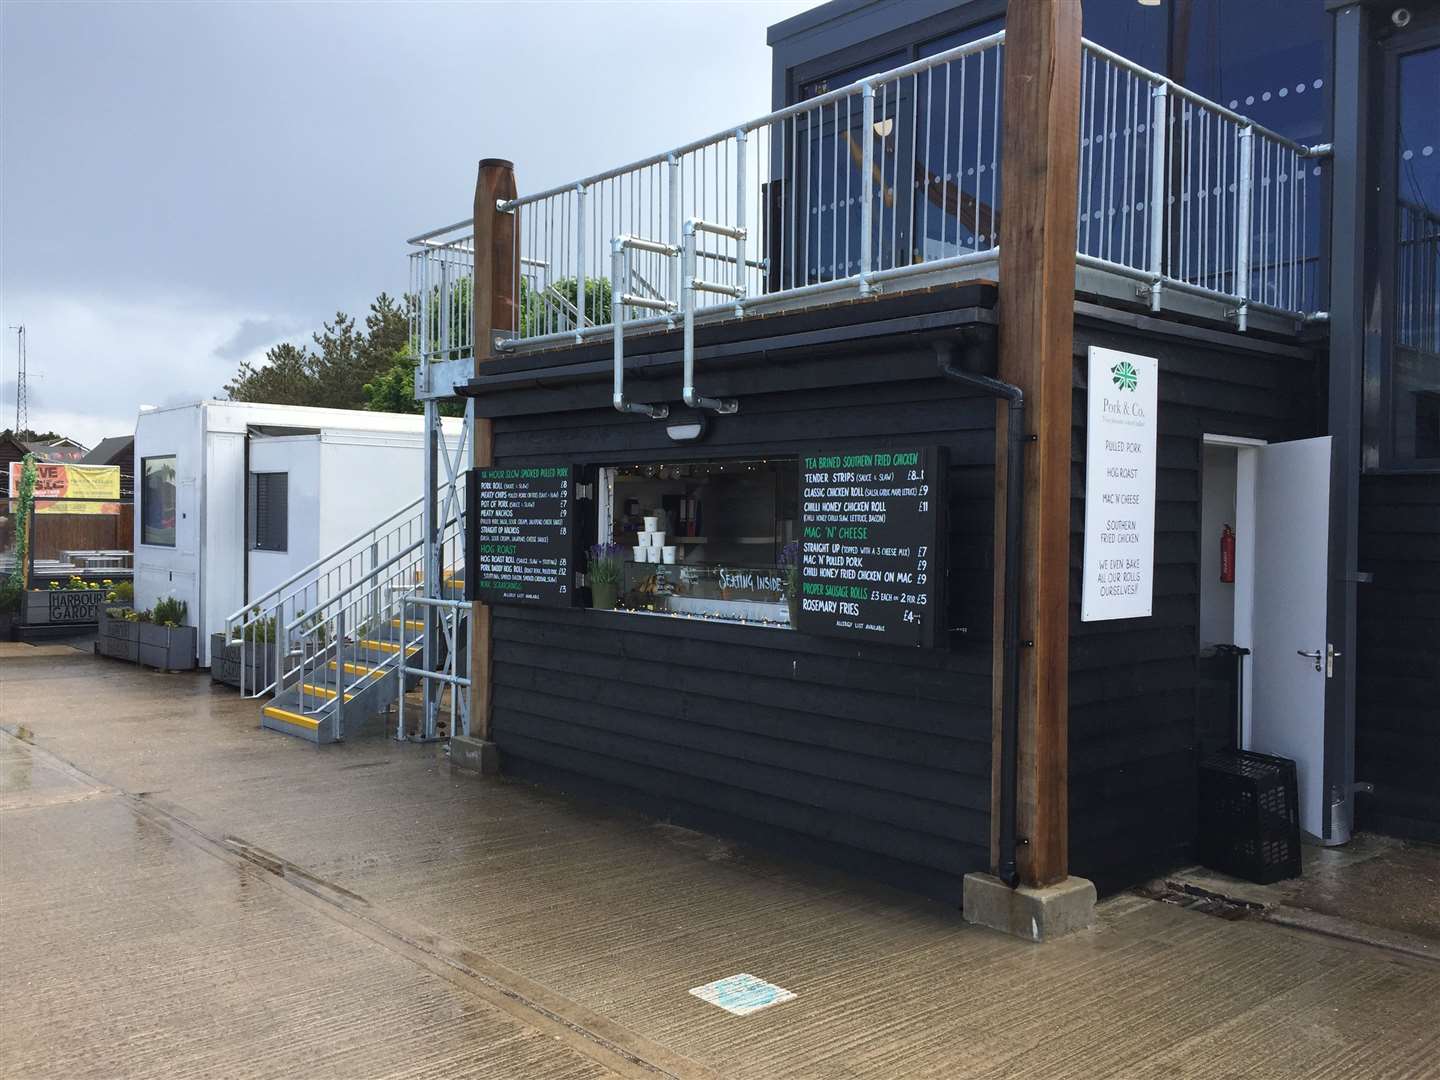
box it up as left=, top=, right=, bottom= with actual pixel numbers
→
left=0, top=0, right=815, bottom=446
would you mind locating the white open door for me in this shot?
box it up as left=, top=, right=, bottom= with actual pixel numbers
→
left=1250, top=436, right=1332, bottom=838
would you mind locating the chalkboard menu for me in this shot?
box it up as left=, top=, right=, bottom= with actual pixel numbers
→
left=796, top=447, right=947, bottom=647
left=465, top=465, right=576, bottom=607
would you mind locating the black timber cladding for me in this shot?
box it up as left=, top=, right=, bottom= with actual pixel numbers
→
left=472, top=287, right=1325, bottom=901
left=479, top=291, right=999, bottom=903
left=1355, top=473, right=1440, bottom=842
left=1069, top=306, right=1322, bottom=895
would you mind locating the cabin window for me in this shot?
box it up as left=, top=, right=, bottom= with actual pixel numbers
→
left=597, top=458, right=799, bottom=627
left=140, top=455, right=177, bottom=547
left=249, top=472, right=288, bottom=553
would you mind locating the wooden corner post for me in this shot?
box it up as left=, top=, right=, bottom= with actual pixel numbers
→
left=996, top=1, right=1081, bottom=888
left=468, top=159, right=518, bottom=744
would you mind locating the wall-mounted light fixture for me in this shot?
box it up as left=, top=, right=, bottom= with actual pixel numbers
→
left=665, top=416, right=709, bottom=443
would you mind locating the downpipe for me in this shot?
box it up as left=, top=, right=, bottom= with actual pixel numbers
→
left=935, top=337, right=1025, bottom=888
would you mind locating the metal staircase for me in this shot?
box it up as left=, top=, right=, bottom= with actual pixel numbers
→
left=223, top=403, right=475, bottom=745
left=257, top=513, right=466, bottom=744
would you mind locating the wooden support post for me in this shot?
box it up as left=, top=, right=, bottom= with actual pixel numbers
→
left=468, top=159, right=518, bottom=744
left=995, top=0, right=1081, bottom=888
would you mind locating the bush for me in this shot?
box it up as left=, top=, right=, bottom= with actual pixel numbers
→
left=0, top=579, right=19, bottom=615
left=105, top=581, right=134, bottom=604
left=241, top=610, right=276, bottom=643
left=150, top=597, right=188, bottom=628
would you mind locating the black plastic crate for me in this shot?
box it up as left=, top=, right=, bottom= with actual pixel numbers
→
left=1197, top=749, right=1302, bottom=884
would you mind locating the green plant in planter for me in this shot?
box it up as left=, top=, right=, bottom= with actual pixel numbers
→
left=587, top=543, right=624, bottom=610
left=241, top=607, right=277, bottom=643
left=151, top=597, right=188, bottom=628
left=104, top=581, right=134, bottom=604
left=0, top=579, right=20, bottom=616
left=296, top=609, right=329, bottom=646
left=52, top=575, right=101, bottom=591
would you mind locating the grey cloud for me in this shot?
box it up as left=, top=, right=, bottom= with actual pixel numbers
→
left=214, top=317, right=301, bottom=362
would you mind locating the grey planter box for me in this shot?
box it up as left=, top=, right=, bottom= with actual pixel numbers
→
left=136, top=623, right=197, bottom=671
left=97, top=610, right=139, bottom=662
left=21, top=588, right=104, bottom=627
left=210, top=632, right=283, bottom=689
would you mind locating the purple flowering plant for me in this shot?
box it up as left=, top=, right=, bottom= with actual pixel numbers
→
left=588, top=542, right=626, bottom=586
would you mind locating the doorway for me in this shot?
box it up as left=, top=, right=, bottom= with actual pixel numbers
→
left=1199, top=434, right=1338, bottom=842
left=1199, top=436, right=1261, bottom=751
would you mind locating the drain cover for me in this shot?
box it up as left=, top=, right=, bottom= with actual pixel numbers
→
left=1136, top=880, right=1265, bottom=921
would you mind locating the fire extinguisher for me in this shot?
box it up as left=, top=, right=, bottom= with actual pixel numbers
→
left=1220, top=524, right=1236, bottom=584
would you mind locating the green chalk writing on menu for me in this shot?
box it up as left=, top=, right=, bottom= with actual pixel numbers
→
left=797, top=446, right=946, bottom=647
left=466, top=465, right=576, bottom=607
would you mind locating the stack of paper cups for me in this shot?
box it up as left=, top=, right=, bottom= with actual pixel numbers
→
left=643, top=516, right=659, bottom=533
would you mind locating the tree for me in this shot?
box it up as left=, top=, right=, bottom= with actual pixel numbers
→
left=2, top=428, right=70, bottom=444
left=223, top=293, right=411, bottom=411
left=225, top=277, right=615, bottom=414
left=362, top=350, right=464, bottom=416
left=223, top=343, right=317, bottom=406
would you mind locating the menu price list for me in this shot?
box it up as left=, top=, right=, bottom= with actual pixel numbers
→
left=796, top=447, right=946, bottom=647
left=466, top=465, right=575, bottom=607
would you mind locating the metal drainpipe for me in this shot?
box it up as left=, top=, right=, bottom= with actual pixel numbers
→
left=935, top=337, right=1025, bottom=888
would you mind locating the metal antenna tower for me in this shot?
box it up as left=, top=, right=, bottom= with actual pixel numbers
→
left=7, top=324, right=26, bottom=432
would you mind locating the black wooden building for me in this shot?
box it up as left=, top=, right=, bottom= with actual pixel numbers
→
left=441, top=0, right=1439, bottom=910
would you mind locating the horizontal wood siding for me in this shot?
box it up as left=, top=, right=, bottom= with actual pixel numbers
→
left=1356, top=472, right=1440, bottom=841
left=1068, top=318, right=1319, bottom=893
left=491, top=377, right=997, bottom=903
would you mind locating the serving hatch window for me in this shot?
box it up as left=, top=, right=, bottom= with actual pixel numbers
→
left=597, top=458, right=799, bottom=627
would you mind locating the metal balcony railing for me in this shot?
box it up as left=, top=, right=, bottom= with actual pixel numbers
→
left=407, top=31, right=1332, bottom=365
left=1076, top=40, right=1329, bottom=330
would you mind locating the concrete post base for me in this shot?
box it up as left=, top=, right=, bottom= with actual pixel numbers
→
left=450, top=736, right=500, bottom=776
left=962, top=873, right=1097, bottom=942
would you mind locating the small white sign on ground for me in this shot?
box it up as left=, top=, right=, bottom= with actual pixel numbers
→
left=689, top=973, right=796, bottom=1016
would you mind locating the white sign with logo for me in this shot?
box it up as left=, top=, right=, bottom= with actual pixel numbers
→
left=1082, top=346, right=1159, bottom=622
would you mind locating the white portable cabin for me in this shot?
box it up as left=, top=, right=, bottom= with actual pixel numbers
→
left=132, top=401, right=459, bottom=666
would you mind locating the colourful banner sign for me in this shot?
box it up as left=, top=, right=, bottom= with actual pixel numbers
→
left=8, top=463, right=123, bottom=515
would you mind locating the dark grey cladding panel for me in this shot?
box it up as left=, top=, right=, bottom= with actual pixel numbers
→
left=1355, top=472, right=1440, bottom=843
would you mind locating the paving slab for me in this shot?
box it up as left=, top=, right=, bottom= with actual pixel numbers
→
left=4, top=647, right=1440, bottom=1079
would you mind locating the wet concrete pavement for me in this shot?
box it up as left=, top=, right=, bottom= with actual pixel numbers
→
left=3, top=643, right=1440, bottom=1079
left=1167, top=832, right=1440, bottom=961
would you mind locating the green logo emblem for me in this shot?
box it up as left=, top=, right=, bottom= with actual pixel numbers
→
left=1111, top=360, right=1138, bottom=392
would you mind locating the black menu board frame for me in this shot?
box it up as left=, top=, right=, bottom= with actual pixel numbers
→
left=796, top=446, right=948, bottom=648
left=465, top=464, right=577, bottom=608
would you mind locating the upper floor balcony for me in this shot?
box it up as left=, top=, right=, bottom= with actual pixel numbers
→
left=407, top=30, right=1331, bottom=371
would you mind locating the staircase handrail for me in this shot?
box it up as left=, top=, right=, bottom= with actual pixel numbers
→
left=223, top=493, right=424, bottom=633
left=282, top=515, right=464, bottom=636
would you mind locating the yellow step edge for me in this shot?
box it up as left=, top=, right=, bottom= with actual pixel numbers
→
left=391, top=618, right=425, bottom=632
left=356, top=639, right=420, bottom=656
left=262, top=705, right=320, bottom=730
left=328, top=660, right=375, bottom=677
left=300, top=683, right=354, bottom=703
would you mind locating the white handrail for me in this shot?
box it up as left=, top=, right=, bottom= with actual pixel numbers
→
left=223, top=494, right=423, bottom=630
